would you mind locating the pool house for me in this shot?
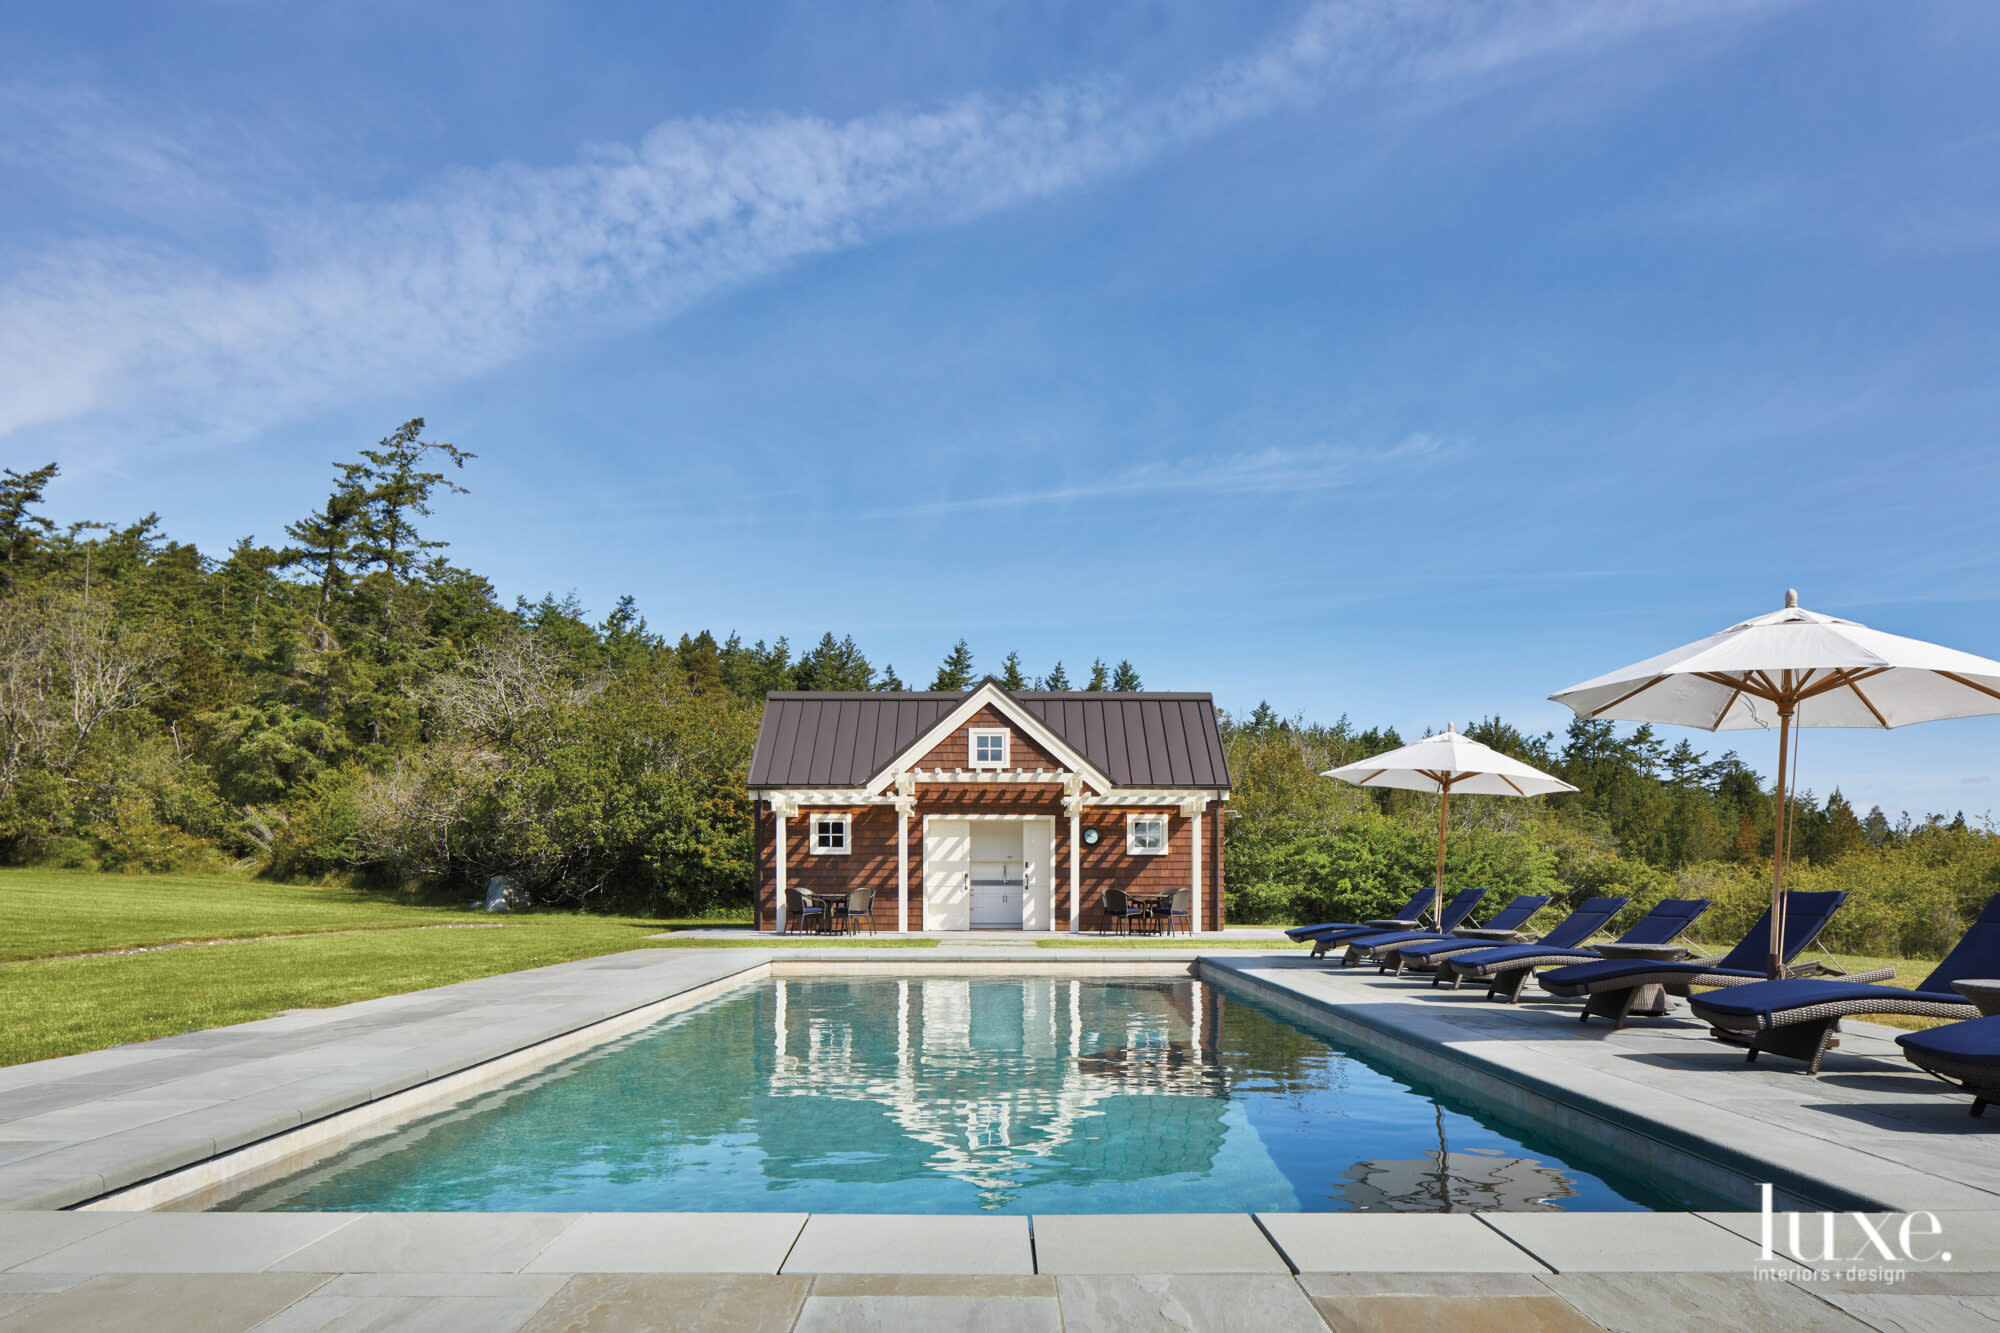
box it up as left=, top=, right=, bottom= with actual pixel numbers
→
left=747, top=679, right=1231, bottom=933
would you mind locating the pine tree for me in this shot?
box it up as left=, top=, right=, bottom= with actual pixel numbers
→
left=1862, top=805, right=1892, bottom=847
left=1037, top=660, right=1071, bottom=690
left=0, top=462, right=58, bottom=587
left=932, top=639, right=976, bottom=690
left=1245, top=701, right=1281, bottom=737
left=1086, top=658, right=1109, bottom=690
left=876, top=663, right=905, bottom=690
left=999, top=651, right=1028, bottom=690
left=795, top=633, right=873, bottom=690
left=1110, top=659, right=1141, bottom=691
left=675, top=630, right=724, bottom=692
left=720, top=635, right=791, bottom=699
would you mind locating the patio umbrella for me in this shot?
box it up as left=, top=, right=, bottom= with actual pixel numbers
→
left=1323, top=729, right=1577, bottom=930
left=1550, top=590, right=2000, bottom=978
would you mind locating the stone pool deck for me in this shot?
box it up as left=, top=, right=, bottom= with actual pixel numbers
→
left=6, top=943, right=2000, bottom=1329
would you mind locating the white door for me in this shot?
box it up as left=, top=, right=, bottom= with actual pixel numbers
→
left=923, top=820, right=971, bottom=930
left=1022, top=819, right=1054, bottom=931
left=968, top=822, right=1024, bottom=929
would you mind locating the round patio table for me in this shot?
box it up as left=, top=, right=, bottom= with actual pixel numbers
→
left=1953, top=980, right=2000, bottom=1017
left=1127, top=893, right=1173, bottom=936
left=805, top=892, right=850, bottom=935
left=1588, top=941, right=1698, bottom=1017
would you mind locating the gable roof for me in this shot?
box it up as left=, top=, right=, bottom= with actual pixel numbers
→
left=747, top=681, right=1232, bottom=791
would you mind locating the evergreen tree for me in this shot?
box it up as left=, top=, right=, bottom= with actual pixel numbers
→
left=0, top=462, right=58, bottom=587
left=720, top=635, right=792, bottom=699
left=932, top=638, right=976, bottom=690
left=1244, top=701, right=1282, bottom=737
left=794, top=633, right=873, bottom=691
left=1817, top=789, right=1871, bottom=863
left=1110, top=659, right=1141, bottom=691
left=344, top=419, right=474, bottom=589
left=281, top=480, right=368, bottom=626
left=1086, top=658, right=1109, bottom=690
left=876, top=663, right=905, bottom=690
left=999, top=651, right=1028, bottom=690
left=675, top=630, right=725, bottom=692
left=1863, top=804, right=1893, bottom=847
left=601, top=596, right=657, bottom=673
left=1664, top=739, right=1707, bottom=787
left=1037, top=660, right=1071, bottom=690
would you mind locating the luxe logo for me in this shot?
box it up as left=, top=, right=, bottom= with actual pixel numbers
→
left=1758, top=1184, right=1949, bottom=1266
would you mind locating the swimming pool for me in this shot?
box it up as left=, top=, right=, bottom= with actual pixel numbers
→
left=219, top=975, right=1729, bottom=1214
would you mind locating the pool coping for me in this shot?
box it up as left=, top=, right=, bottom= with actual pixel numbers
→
left=4, top=943, right=1999, bottom=1293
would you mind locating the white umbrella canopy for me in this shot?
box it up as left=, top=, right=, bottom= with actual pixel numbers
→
left=1550, top=590, right=2000, bottom=977
left=1323, top=728, right=1577, bottom=929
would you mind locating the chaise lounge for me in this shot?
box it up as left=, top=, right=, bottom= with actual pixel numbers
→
left=1328, top=889, right=1489, bottom=968
left=1380, top=895, right=1623, bottom=983
left=1286, top=890, right=1435, bottom=949
left=1687, top=895, right=2000, bottom=1074
left=1356, top=894, right=1551, bottom=974
left=1898, top=1015, right=2000, bottom=1117
left=1437, top=897, right=1703, bottom=1002
left=1537, top=890, right=1851, bottom=1028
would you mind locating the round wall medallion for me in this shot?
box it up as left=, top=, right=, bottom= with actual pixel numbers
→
left=1082, top=827, right=1101, bottom=846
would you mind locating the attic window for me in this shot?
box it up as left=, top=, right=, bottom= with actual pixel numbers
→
left=811, top=814, right=851, bottom=854
left=969, top=728, right=1009, bottom=769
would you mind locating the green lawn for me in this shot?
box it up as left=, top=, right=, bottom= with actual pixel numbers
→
left=2, top=868, right=941, bottom=1066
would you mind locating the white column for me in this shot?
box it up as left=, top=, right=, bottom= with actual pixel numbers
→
left=897, top=802, right=910, bottom=932
left=1068, top=807, right=1081, bottom=933
left=774, top=802, right=789, bottom=933
left=1191, top=805, right=1204, bottom=935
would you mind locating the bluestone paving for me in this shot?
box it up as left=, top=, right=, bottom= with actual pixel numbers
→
left=524, top=1213, right=808, bottom=1274
left=1030, top=1213, right=1290, bottom=1274
left=516, top=1273, right=813, bottom=1333
left=14, top=1211, right=351, bottom=1273
left=1258, top=1211, right=1551, bottom=1273
left=1538, top=1272, right=1875, bottom=1332
left=782, top=1215, right=1034, bottom=1274
left=268, top=1212, right=579, bottom=1274
left=0, top=1210, right=126, bottom=1269
left=1054, top=1274, right=1329, bottom=1331
left=0, top=1272, right=333, bottom=1333
left=792, top=1293, right=1061, bottom=1331
left=1478, top=1212, right=1773, bottom=1273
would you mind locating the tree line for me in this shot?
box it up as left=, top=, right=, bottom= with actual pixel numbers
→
left=3, top=428, right=1993, bottom=948
left=0, top=434, right=1139, bottom=912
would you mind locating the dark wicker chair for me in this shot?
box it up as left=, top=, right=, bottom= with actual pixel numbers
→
left=1160, top=888, right=1192, bottom=936
left=783, top=889, right=824, bottom=934
left=835, top=887, right=877, bottom=936
left=1102, top=887, right=1145, bottom=935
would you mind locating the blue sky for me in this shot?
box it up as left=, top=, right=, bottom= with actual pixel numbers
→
left=5, top=1, right=1998, bottom=818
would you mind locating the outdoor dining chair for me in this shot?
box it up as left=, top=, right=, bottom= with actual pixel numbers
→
left=835, top=887, right=877, bottom=936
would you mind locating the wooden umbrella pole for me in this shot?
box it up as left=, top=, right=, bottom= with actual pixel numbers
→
left=1434, top=780, right=1452, bottom=931
left=1769, top=708, right=1792, bottom=980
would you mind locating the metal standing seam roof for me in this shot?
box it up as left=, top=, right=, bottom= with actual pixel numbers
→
left=746, top=687, right=1233, bottom=790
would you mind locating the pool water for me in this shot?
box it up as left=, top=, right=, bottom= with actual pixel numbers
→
left=221, top=976, right=1727, bottom=1214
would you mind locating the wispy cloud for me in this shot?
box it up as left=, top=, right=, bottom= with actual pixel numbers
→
left=0, top=1, right=1789, bottom=450
left=856, top=435, right=1441, bottom=519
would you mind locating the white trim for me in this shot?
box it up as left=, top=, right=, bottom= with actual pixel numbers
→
left=1082, top=789, right=1227, bottom=806
left=968, top=727, right=1009, bottom=769
left=1068, top=806, right=1080, bottom=934
left=896, top=803, right=910, bottom=932
left=1127, top=812, right=1169, bottom=856
left=774, top=806, right=790, bottom=932
left=808, top=812, right=852, bottom=855
left=911, top=769, right=1067, bottom=785
left=920, top=813, right=1060, bottom=931
left=760, top=790, right=893, bottom=806
left=1191, top=806, right=1203, bottom=933
left=862, top=681, right=1115, bottom=796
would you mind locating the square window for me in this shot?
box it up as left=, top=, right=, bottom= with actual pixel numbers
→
left=811, top=814, right=850, bottom=854
left=1127, top=815, right=1168, bottom=855
left=969, top=728, right=1009, bottom=769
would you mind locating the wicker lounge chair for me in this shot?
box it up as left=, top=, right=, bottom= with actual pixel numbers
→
left=1360, top=895, right=1552, bottom=975
left=1328, top=889, right=1489, bottom=968
left=1537, top=891, right=1851, bottom=1028
left=1687, top=895, right=2000, bottom=1074
left=1285, top=890, right=1433, bottom=943
left=1436, top=897, right=1700, bottom=1002
left=1899, top=1016, right=2000, bottom=1117
left=1373, top=894, right=1603, bottom=978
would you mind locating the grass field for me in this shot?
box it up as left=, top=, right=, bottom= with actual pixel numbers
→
left=2, top=871, right=1949, bottom=1065
left=1, top=868, right=933, bottom=1066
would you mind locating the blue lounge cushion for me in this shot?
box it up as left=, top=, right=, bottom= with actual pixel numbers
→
left=1694, top=979, right=1961, bottom=1023
left=1452, top=942, right=1598, bottom=971
left=1287, top=891, right=1435, bottom=940
left=1899, top=1015, right=2000, bottom=1065
left=1394, top=936, right=1489, bottom=960
left=1350, top=929, right=1447, bottom=950
left=1539, top=958, right=1763, bottom=989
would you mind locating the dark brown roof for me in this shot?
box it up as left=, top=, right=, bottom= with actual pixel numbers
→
left=747, top=684, right=1232, bottom=791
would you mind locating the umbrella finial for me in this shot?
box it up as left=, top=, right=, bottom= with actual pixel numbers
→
left=1784, top=588, right=1798, bottom=608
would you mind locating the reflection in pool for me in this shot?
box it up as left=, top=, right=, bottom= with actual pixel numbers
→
left=221, top=976, right=1727, bottom=1214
